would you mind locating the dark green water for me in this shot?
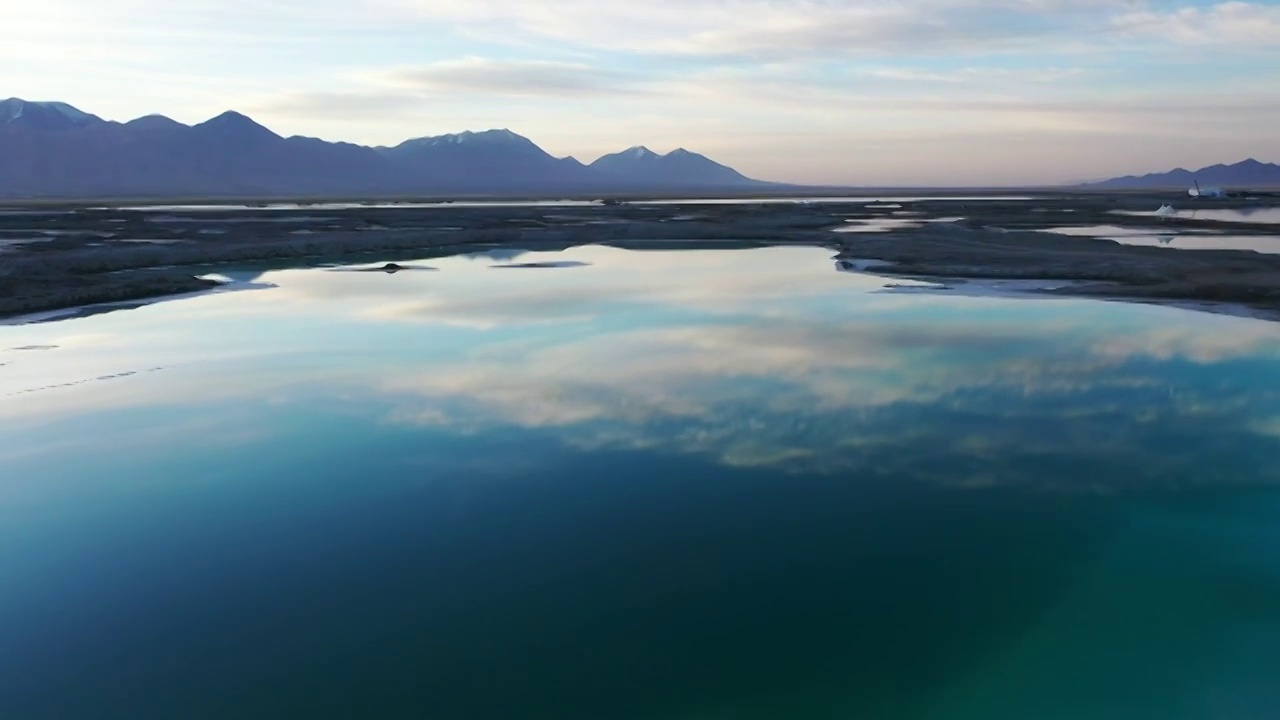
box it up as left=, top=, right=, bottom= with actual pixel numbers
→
left=2, top=246, right=1280, bottom=719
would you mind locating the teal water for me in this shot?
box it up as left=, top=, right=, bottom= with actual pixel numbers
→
left=3, top=246, right=1280, bottom=719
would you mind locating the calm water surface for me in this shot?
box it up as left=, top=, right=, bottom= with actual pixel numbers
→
left=1043, top=225, right=1280, bottom=253
left=3, top=246, right=1280, bottom=719
left=113, top=200, right=606, bottom=212
left=1114, top=207, right=1280, bottom=225
left=637, top=196, right=1035, bottom=205
left=114, top=196, right=1038, bottom=212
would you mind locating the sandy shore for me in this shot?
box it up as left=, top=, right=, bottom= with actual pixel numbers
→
left=3, top=191, right=1280, bottom=321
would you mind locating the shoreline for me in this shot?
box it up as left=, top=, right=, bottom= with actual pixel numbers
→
left=3, top=193, right=1279, bottom=323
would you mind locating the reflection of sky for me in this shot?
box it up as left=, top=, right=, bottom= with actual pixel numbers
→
left=1183, top=208, right=1280, bottom=225
left=1113, top=208, right=1280, bottom=225
left=5, top=245, right=1280, bottom=718
left=4, top=244, right=1280, bottom=489
left=1044, top=224, right=1280, bottom=253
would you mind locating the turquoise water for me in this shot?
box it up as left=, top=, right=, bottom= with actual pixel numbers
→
left=3, top=246, right=1280, bottom=719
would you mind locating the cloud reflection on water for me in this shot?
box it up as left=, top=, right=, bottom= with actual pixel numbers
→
left=2, top=246, right=1280, bottom=490
left=377, top=309, right=1280, bottom=488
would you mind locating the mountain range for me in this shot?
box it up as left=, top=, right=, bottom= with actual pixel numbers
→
left=1083, top=159, right=1280, bottom=190
left=0, top=98, right=765, bottom=198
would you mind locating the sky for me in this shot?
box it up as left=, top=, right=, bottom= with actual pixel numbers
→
left=4, top=0, right=1279, bottom=185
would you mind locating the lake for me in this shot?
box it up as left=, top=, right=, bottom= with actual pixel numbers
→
left=3, top=245, right=1280, bottom=719
left=1113, top=207, right=1280, bottom=225
left=1042, top=225, right=1280, bottom=253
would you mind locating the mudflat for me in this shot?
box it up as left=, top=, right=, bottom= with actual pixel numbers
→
left=3, top=191, right=1280, bottom=320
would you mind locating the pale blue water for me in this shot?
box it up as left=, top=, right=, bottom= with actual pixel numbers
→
left=1043, top=225, right=1280, bottom=253
left=1114, top=207, right=1280, bottom=224
left=1180, top=208, right=1280, bottom=225
left=2, top=246, right=1280, bottom=719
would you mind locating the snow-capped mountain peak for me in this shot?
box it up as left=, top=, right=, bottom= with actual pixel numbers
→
left=0, top=98, right=102, bottom=128
left=409, top=128, right=530, bottom=147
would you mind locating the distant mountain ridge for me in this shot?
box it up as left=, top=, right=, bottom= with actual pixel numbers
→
left=374, top=128, right=596, bottom=193
left=1082, top=158, right=1280, bottom=190
left=0, top=98, right=768, bottom=198
left=590, top=146, right=753, bottom=186
left=0, top=98, right=101, bottom=130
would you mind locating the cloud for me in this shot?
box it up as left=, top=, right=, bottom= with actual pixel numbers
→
left=856, top=66, right=1088, bottom=84
left=244, top=57, right=646, bottom=127
left=249, top=90, right=434, bottom=121
left=1114, top=2, right=1280, bottom=48
left=393, top=0, right=1122, bottom=58
left=7, top=0, right=1280, bottom=183
left=374, top=58, right=642, bottom=98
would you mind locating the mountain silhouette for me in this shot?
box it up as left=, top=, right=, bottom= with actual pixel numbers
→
left=377, top=129, right=596, bottom=192
left=0, top=99, right=767, bottom=198
left=0, top=98, right=102, bottom=131
left=1083, top=158, right=1280, bottom=189
left=590, top=146, right=753, bottom=186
